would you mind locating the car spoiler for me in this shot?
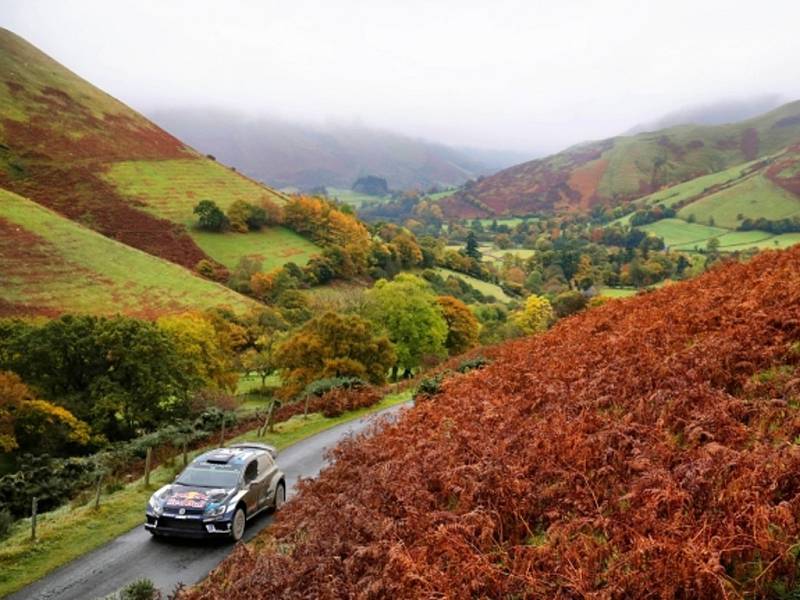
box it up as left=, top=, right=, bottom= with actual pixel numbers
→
left=228, top=442, right=278, bottom=459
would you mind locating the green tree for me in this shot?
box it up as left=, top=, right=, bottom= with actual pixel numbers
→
left=464, top=231, right=482, bottom=261
left=0, top=316, right=193, bottom=439
left=552, top=290, right=588, bottom=318
left=193, top=200, right=228, bottom=231
left=437, top=296, right=480, bottom=355
left=365, top=274, right=448, bottom=378
left=276, top=312, right=395, bottom=398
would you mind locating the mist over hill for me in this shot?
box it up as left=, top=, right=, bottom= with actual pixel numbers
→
left=626, top=95, right=786, bottom=134
left=147, top=108, right=523, bottom=191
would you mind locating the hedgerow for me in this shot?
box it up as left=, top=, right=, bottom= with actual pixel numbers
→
left=187, top=245, right=800, bottom=598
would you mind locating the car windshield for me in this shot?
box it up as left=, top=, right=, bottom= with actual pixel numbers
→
left=175, top=466, right=240, bottom=488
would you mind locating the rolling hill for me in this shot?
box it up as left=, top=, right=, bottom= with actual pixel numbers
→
left=189, top=244, right=800, bottom=598
left=439, top=100, right=800, bottom=218
left=0, top=28, right=318, bottom=272
left=0, top=189, right=256, bottom=317
left=618, top=144, right=800, bottom=252
left=147, top=107, right=519, bottom=191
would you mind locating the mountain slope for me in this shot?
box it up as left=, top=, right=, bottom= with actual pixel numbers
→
left=0, top=189, right=256, bottom=317
left=190, top=245, right=800, bottom=598
left=615, top=145, right=800, bottom=252
left=0, top=28, right=298, bottom=270
left=148, top=108, right=507, bottom=190
left=440, top=100, right=800, bottom=218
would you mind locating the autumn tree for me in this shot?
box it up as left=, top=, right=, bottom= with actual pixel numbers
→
left=513, top=294, right=554, bottom=334
left=276, top=312, right=395, bottom=398
left=365, top=274, right=448, bottom=378
left=0, top=371, right=90, bottom=455
left=157, top=312, right=238, bottom=392
left=437, top=296, right=480, bottom=355
left=227, top=200, right=257, bottom=233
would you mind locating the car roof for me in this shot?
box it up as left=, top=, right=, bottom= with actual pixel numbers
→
left=192, top=446, right=265, bottom=468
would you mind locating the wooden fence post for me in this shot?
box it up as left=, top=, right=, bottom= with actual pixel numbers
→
left=94, top=474, right=102, bottom=509
left=144, top=447, right=152, bottom=487
left=30, top=497, right=37, bottom=541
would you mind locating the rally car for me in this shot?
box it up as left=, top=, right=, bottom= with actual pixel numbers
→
left=145, top=443, right=285, bottom=541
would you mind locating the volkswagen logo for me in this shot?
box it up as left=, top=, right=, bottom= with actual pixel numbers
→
left=179, top=508, right=185, bottom=515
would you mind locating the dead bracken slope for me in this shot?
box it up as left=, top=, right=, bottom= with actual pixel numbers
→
left=189, top=247, right=800, bottom=598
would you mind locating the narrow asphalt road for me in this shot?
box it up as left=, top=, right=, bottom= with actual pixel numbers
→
left=9, top=402, right=410, bottom=600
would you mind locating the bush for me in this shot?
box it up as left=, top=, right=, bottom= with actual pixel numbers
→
left=414, top=373, right=448, bottom=400
left=0, top=507, right=13, bottom=541
left=456, top=357, right=491, bottom=373
left=116, top=579, right=160, bottom=600
left=303, top=377, right=366, bottom=399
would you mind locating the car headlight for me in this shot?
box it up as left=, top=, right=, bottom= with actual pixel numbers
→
left=204, top=503, right=227, bottom=518
left=147, top=494, right=164, bottom=515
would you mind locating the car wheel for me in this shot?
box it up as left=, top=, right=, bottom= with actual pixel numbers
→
left=231, top=507, right=246, bottom=542
left=273, top=481, right=286, bottom=511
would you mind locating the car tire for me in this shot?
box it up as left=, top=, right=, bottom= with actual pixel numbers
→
left=231, top=506, right=246, bottom=542
left=273, top=481, right=286, bottom=511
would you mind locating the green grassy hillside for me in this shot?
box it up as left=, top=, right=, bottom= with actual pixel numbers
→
left=0, top=28, right=316, bottom=273
left=632, top=145, right=800, bottom=252
left=440, top=101, right=800, bottom=218
left=0, top=189, right=257, bottom=317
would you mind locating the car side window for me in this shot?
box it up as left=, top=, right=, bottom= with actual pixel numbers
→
left=244, top=460, right=258, bottom=484
left=257, top=454, right=273, bottom=475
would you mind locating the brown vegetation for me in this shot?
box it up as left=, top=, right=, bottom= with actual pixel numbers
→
left=189, top=245, right=800, bottom=598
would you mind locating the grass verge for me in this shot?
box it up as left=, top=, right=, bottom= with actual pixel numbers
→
left=0, top=390, right=413, bottom=598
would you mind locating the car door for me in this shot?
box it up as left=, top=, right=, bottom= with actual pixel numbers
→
left=254, top=452, right=278, bottom=509
left=242, top=459, right=260, bottom=515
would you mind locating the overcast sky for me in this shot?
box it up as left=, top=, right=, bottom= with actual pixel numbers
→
left=2, top=0, right=800, bottom=154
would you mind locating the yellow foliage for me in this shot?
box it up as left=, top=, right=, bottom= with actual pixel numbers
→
left=157, top=312, right=238, bottom=392
left=513, top=295, right=554, bottom=334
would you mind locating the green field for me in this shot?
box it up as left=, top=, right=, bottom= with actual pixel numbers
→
left=192, top=227, right=320, bottom=270
left=639, top=218, right=727, bottom=248
left=326, top=187, right=389, bottom=208
left=676, top=174, right=800, bottom=229
left=424, top=189, right=458, bottom=202
left=599, top=287, right=639, bottom=298
left=104, top=159, right=287, bottom=226
left=642, top=159, right=766, bottom=209
left=434, top=267, right=512, bottom=303
left=0, top=190, right=256, bottom=316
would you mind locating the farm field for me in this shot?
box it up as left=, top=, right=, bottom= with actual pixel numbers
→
left=598, top=287, right=639, bottom=298
left=676, top=173, right=800, bottom=228
left=433, top=267, right=512, bottom=303
left=0, top=189, right=256, bottom=317
left=192, top=227, right=320, bottom=270
left=642, top=158, right=766, bottom=209
left=103, top=159, right=287, bottom=225
left=639, top=218, right=727, bottom=248
left=326, top=187, right=387, bottom=208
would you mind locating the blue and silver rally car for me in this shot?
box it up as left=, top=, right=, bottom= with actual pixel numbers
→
left=145, top=443, right=286, bottom=541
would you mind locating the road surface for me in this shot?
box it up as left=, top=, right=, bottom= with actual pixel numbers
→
left=9, top=403, right=409, bottom=600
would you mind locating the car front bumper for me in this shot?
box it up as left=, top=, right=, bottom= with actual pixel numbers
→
left=145, top=513, right=233, bottom=538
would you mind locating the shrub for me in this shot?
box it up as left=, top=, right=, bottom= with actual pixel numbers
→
left=456, top=356, right=491, bottom=373
left=119, top=579, right=160, bottom=600
left=414, top=373, right=448, bottom=400
left=303, top=377, right=366, bottom=399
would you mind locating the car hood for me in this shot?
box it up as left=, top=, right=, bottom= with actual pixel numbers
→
left=160, top=486, right=234, bottom=510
